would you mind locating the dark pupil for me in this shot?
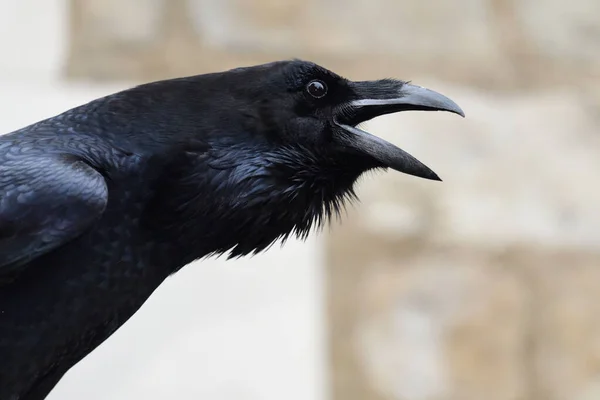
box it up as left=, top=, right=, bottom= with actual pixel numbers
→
left=307, top=80, right=327, bottom=98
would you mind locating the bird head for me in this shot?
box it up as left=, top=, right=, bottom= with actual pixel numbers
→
left=206, top=59, right=465, bottom=182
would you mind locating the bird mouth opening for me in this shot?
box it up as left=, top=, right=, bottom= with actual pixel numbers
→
left=332, top=83, right=465, bottom=181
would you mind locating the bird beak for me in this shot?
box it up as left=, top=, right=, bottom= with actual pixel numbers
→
left=334, top=81, right=465, bottom=181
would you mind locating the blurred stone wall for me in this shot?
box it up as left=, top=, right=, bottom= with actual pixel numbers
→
left=67, top=1, right=600, bottom=399
left=67, top=0, right=600, bottom=90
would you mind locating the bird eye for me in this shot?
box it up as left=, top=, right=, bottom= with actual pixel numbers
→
left=306, top=80, right=327, bottom=98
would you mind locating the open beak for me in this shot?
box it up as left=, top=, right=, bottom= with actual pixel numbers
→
left=334, top=81, right=465, bottom=181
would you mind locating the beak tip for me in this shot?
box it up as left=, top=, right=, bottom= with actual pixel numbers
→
left=444, top=101, right=465, bottom=118
left=403, top=83, right=466, bottom=118
left=407, top=164, right=442, bottom=182
left=425, top=170, right=442, bottom=182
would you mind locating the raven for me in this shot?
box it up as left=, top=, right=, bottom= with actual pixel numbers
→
left=0, top=59, right=463, bottom=399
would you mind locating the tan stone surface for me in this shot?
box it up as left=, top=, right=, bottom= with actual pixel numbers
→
left=187, top=0, right=498, bottom=58
left=329, top=209, right=600, bottom=400
left=77, top=0, right=165, bottom=44
left=516, top=0, right=600, bottom=62
left=531, top=259, right=600, bottom=400
left=67, top=0, right=600, bottom=89
left=353, top=253, right=527, bottom=400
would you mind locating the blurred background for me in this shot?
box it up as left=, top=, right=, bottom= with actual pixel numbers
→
left=1, top=0, right=599, bottom=399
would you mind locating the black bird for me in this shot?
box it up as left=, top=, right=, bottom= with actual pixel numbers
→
left=0, top=59, right=464, bottom=400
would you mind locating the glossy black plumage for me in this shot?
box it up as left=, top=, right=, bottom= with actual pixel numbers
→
left=0, top=60, right=463, bottom=400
